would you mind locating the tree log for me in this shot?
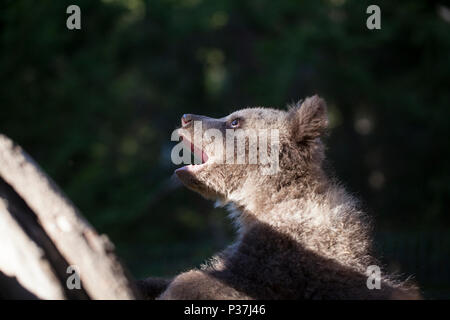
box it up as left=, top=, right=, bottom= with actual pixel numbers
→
left=0, top=134, right=140, bottom=299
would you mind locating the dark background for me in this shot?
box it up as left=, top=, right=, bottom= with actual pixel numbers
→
left=1, top=0, right=449, bottom=298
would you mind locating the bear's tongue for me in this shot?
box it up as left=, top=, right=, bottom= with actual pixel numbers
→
left=175, top=145, right=208, bottom=173
left=175, top=137, right=208, bottom=174
left=190, top=142, right=208, bottom=164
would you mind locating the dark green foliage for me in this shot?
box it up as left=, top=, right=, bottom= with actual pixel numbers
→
left=1, top=0, right=449, bottom=298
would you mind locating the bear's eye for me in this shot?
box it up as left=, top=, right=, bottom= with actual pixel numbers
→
left=230, top=118, right=240, bottom=128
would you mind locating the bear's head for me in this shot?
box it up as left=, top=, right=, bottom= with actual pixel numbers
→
left=173, top=95, right=329, bottom=207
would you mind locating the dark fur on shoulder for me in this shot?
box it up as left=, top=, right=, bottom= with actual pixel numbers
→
left=136, top=277, right=171, bottom=300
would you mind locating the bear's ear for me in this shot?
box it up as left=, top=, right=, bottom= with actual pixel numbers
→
left=288, top=95, right=328, bottom=142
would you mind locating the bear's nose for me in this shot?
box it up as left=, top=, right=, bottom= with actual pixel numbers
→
left=181, top=114, right=192, bottom=127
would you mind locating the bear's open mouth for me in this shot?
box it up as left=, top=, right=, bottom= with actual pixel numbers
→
left=176, top=135, right=209, bottom=173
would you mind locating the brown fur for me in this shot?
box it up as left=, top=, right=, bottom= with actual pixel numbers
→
left=141, top=95, right=421, bottom=300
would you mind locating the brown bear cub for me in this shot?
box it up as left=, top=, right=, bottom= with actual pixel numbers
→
left=138, top=95, right=420, bottom=299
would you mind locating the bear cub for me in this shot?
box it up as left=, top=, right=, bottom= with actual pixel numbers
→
left=138, top=96, right=420, bottom=300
